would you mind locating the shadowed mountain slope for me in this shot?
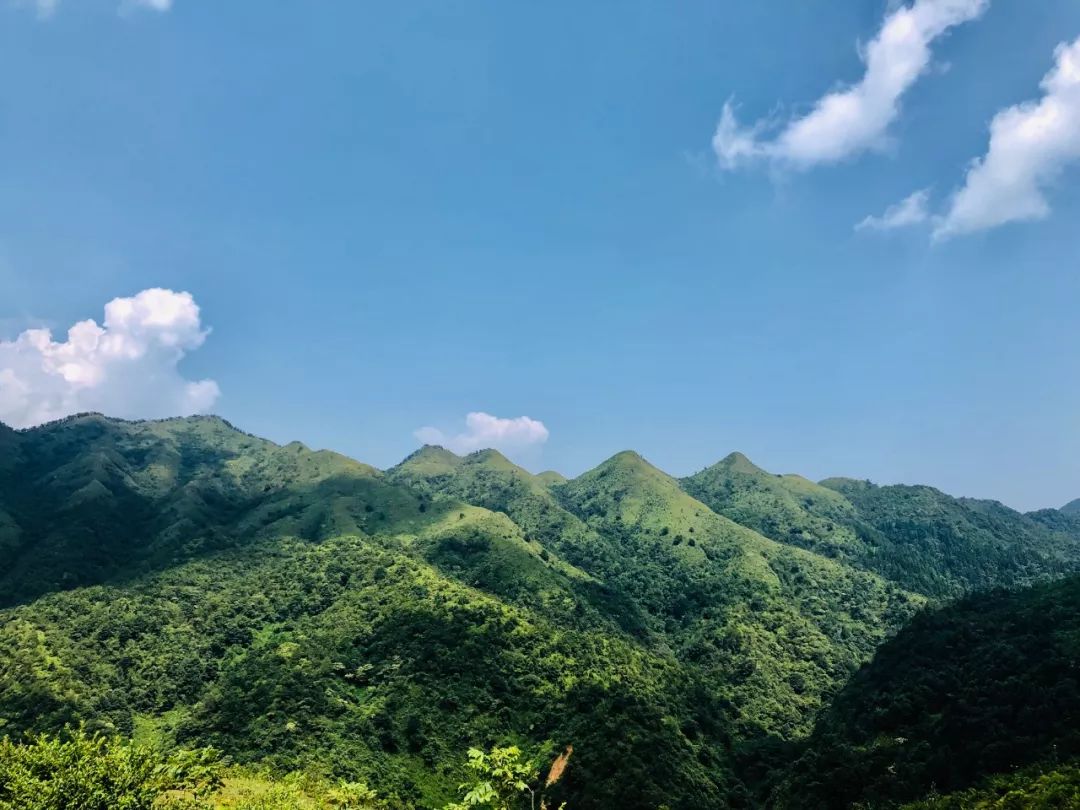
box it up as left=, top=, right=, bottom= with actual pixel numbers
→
left=777, top=573, right=1080, bottom=809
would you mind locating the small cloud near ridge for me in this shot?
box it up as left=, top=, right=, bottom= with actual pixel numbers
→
left=415, top=412, right=550, bottom=456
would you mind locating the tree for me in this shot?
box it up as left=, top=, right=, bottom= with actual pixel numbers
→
left=444, top=745, right=570, bottom=810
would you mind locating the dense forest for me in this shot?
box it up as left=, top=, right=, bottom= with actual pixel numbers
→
left=2, top=413, right=1079, bottom=808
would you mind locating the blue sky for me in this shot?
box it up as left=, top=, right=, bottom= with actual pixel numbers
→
left=2, top=0, right=1080, bottom=511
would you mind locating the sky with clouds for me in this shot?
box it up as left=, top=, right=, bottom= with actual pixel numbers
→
left=1, top=0, right=1079, bottom=510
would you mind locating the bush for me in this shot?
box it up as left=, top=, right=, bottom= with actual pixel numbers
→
left=0, top=727, right=220, bottom=810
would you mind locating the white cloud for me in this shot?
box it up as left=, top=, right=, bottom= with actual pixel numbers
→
left=935, top=36, right=1080, bottom=238
left=32, top=0, right=58, bottom=17
left=26, top=0, right=170, bottom=16
left=714, top=0, right=988, bottom=170
left=856, top=188, right=932, bottom=231
left=0, top=288, right=220, bottom=429
left=120, top=0, right=172, bottom=11
left=415, top=412, right=550, bottom=456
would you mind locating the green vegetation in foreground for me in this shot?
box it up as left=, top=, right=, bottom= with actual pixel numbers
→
left=0, top=729, right=555, bottom=809
left=900, top=763, right=1080, bottom=809
left=0, top=727, right=222, bottom=810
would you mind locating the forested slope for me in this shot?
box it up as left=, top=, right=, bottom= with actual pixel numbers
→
left=778, top=574, right=1080, bottom=808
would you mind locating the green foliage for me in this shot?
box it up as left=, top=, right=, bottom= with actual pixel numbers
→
left=682, top=452, right=867, bottom=564
left=820, top=478, right=1080, bottom=598
left=0, top=726, right=219, bottom=810
left=684, top=454, right=1080, bottom=600
left=902, top=762, right=1080, bottom=809
left=779, top=575, right=1080, bottom=808
left=443, top=746, right=540, bottom=810
left=201, top=772, right=384, bottom=809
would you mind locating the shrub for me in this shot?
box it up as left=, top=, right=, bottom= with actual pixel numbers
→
left=0, top=727, right=221, bottom=810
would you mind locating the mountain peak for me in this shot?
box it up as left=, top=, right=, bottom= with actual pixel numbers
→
left=576, top=450, right=674, bottom=488
left=1062, top=498, right=1080, bottom=516
left=465, top=447, right=513, bottom=466
left=819, top=476, right=876, bottom=493
left=604, top=449, right=650, bottom=467
left=717, top=450, right=765, bottom=473
left=393, top=444, right=463, bottom=476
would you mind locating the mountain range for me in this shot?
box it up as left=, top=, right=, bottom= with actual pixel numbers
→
left=1, top=413, right=1079, bottom=808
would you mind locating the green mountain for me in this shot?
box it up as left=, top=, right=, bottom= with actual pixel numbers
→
left=393, top=446, right=922, bottom=738
left=0, top=413, right=409, bottom=607
left=681, top=451, right=869, bottom=563
left=4, top=417, right=758, bottom=808
left=777, top=573, right=1080, bottom=808
left=823, top=478, right=1080, bottom=597
left=1061, top=498, right=1080, bottom=516
left=2, top=414, right=1079, bottom=808
left=551, top=450, right=920, bottom=738
left=683, top=452, right=1080, bottom=599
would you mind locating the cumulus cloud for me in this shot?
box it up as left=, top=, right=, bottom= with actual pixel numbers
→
left=935, top=36, right=1080, bottom=238
left=714, top=0, right=988, bottom=170
left=415, top=412, right=550, bottom=456
left=0, top=288, right=220, bottom=429
left=856, top=188, right=932, bottom=231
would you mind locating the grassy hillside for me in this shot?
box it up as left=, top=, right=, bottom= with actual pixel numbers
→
left=393, top=446, right=921, bottom=741
left=681, top=452, right=869, bottom=563
left=778, top=574, right=1080, bottom=808
left=388, top=445, right=652, bottom=638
